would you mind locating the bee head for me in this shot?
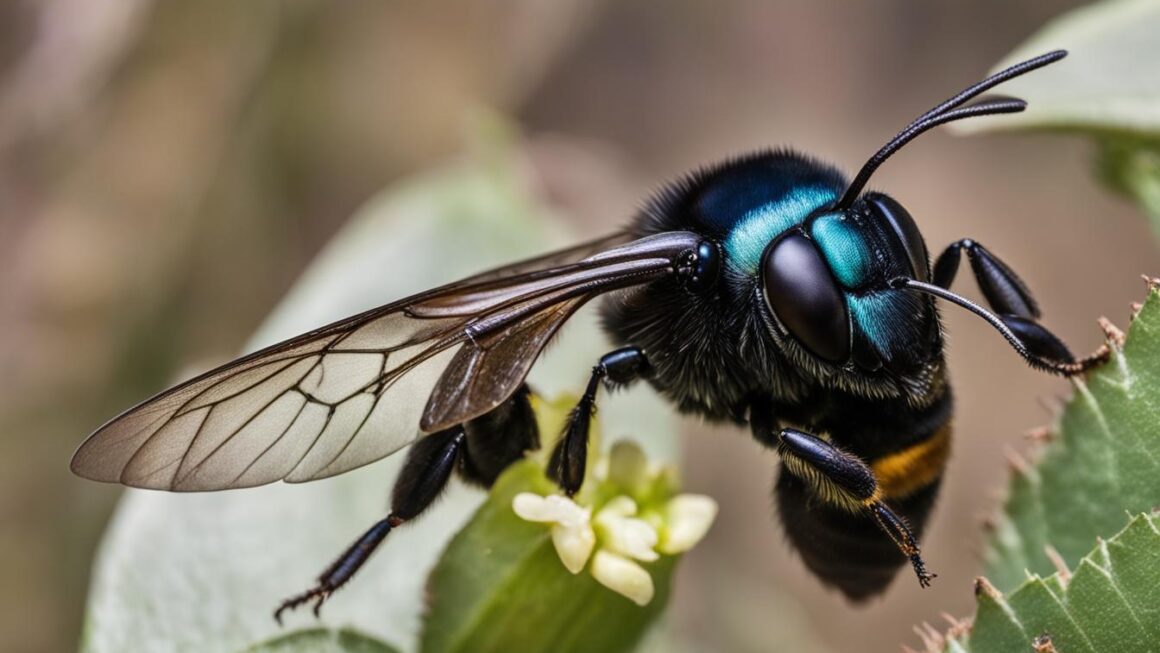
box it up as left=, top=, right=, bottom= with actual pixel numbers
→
left=757, top=194, right=936, bottom=375
left=756, top=50, right=1068, bottom=376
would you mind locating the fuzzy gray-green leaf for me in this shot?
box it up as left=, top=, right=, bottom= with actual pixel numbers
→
left=243, top=628, right=402, bottom=653
left=950, top=0, right=1160, bottom=234
left=949, top=0, right=1160, bottom=136
left=79, top=148, right=576, bottom=653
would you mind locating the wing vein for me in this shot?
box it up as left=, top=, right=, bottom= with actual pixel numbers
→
left=174, top=356, right=306, bottom=417
left=229, top=393, right=312, bottom=485
left=314, top=392, right=385, bottom=476
left=177, top=388, right=298, bottom=486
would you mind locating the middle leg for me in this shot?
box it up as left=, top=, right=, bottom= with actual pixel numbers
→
left=549, top=346, right=651, bottom=496
left=775, top=428, right=935, bottom=588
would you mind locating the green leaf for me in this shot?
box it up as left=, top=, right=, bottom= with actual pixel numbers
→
left=420, top=460, right=676, bottom=653
left=983, top=286, right=1160, bottom=590
left=949, top=0, right=1160, bottom=233
left=79, top=137, right=679, bottom=652
left=243, top=628, right=402, bottom=653
left=947, top=513, right=1160, bottom=652
left=1096, top=136, right=1160, bottom=238
left=949, top=0, right=1160, bottom=137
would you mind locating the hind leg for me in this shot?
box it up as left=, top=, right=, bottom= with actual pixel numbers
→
left=274, top=386, right=539, bottom=621
left=749, top=400, right=935, bottom=597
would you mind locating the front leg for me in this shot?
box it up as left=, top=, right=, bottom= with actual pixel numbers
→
left=549, top=346, right=651, bottom=495
left=932, top=238, right=1039, bottom=319
left=924, top=239, right=1108, bottom=375
left=749, top=401, right=934, bottom=590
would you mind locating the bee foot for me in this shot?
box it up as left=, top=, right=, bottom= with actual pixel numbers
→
left=273, top=584, right=333, bottom=625
left=910, top=554, right=936, bottom=588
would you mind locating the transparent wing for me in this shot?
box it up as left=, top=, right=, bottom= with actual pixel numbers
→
left=71, top=230, right=700, bottom=491
left=452, top=231, right=632, bottom=285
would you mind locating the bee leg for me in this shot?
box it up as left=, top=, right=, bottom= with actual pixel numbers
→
left=778, top=428, right=936, bottom=588
left=750, top=409, right=937, bottom=590
left=867, top=501, right=935, bottom=589
left=901, top=239, right=1110, bottom=375
left=549, top=346, right=651, bottom=496
left=458, top=384, right=540, bottom=488
left=274, top=426, right=465, bottom=623
left=932, top=239, right=1040, bottom=319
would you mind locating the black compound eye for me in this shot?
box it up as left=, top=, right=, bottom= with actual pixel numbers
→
left=761, top=232, right=850, bottom=362
left=867, top=193, right=928, bottom=282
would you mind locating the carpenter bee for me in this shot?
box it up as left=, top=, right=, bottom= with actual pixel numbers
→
left=72, top=50, right=1107, bottom=619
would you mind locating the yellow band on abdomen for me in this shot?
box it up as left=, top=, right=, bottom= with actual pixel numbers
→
left=871, top=424, right=952, bottom=500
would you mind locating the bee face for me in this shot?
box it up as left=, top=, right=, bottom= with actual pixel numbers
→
left=758, top=191, right=939, bottom=376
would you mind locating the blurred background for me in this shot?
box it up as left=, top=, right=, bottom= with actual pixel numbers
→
left=0, top=1, right=1154, bottom=652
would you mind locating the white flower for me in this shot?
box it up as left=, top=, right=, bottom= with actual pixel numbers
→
left=514, top=490, right=667, bottom=604
left=511, top=440, right=719, bottom=606
left=512, top=493, right=595, bottom=574
left=593, top=496, right=659, bottom=562
left=590, top=550, right=654, bottom=606
left=657, top=494, right=718, bottom=555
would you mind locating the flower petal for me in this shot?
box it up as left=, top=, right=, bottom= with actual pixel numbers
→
left=512, top=493, right=589, bottom=528
left=657, top=494, right=718, bottom=554
left=551, top=522, right=596, bottom=574
left=598, top=495, right=638, bottom=518
left=512, top=493, right=552, bottom=522
left=590, top=550, right=655, bottom=606
left=596, top=515, right=659, bottom=562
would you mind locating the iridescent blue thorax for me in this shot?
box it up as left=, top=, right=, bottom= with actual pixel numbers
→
left=686, top=156, right=845, bottom=275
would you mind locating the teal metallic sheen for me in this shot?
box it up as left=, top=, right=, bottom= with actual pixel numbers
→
left=725, top=187, right=836, bottom=274
left=811, top=213, right=872, bottom=288
left=847, top=292, right=927, bottom=361
left=847, top=293, right=898, bottom=355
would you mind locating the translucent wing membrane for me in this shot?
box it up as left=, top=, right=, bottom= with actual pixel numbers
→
left=71, top=231, right=699, bottom=491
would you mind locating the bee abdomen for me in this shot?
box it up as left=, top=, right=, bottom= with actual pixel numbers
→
left=777, top=471, right=942, bottom=601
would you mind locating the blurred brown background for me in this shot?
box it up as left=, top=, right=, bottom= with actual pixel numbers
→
left=0, top=1, right=1154, bottom=652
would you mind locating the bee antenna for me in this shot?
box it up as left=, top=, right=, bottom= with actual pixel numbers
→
left=835, top=49, right=1067, bottom=210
